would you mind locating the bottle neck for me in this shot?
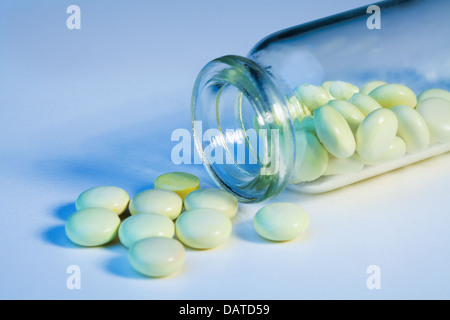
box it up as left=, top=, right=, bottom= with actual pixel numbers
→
left=191, top=55, right=297, bottom=203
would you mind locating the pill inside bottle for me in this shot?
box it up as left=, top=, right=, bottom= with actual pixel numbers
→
left=191, top=0, right=450, bottom=203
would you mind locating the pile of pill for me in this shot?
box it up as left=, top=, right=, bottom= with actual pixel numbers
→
left=65, top=172, right=310, bottom=277
left=259, top=81, right=450, bottom=183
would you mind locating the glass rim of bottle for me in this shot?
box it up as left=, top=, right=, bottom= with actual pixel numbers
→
left=191, top=55, right=296, bottom=203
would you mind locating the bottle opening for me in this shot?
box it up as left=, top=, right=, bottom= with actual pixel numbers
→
left=191, top=55, right=296, bottom=203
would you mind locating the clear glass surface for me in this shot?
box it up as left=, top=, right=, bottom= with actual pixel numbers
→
left=192, top=0, right=450, bottom=202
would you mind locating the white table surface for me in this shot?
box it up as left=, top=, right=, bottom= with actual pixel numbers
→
left=1, top=0, right=449, bottom=300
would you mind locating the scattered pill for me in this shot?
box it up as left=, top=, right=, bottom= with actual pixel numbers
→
left=155, top=172, right=200, bottom=201
left=324, top=153, right=364, bottom=176
left=329, top=81, right=359, bottom=100
left=253, top=202, right=309, bottom=242
left=175, top=208, right=232, bottom=249
left=417, top=97, right=450, bottom=142
left=391, top=105, right=430, bottom=153
left=118, top=213, right=175, bottom=248
left=65, top=207, right=121, bottom=247
left=359, top=80, right=387, bottom=95
left=184, top=189, right=238, bottom=219
left=364, top=136, right=407, bottom=165
left=314, top=105, right=356, bottom=158
left=294, top=84, right=330, bottom=112
left=327, top=100, right=365, bottom=134
left=128, top=237, right=185, bottom=278
left=348, top=93, right=382, bottom=116
left=291, top=129, right=328, bottom=183
left=369, top=84, right=417, bottom=109
left=129, top=189, right=183, bottom=220
left=417, top=88, right=450, bottom=103
left=356, top=108, right=398, bottom=161
left=75, top=186, right=129, bottom=216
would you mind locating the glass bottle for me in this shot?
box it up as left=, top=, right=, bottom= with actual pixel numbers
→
left=191, top=0, right=450, bottom=203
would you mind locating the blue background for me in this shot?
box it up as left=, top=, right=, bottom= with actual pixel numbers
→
left=1, top=0, right=449, bottom=299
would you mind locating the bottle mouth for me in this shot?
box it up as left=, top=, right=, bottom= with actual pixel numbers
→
left=191, top=55, right=296, bottom=203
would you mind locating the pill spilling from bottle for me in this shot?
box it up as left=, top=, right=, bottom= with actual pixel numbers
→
left=63, top=82, right=449, bottom=278
left=65, top=173, right=310, bottom=278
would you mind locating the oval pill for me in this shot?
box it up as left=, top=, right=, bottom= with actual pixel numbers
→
left=184, top=189, right=238, bottom=219
left=129, top=189, right=183, bottom=220
left=391, top=105, right=430, bottom=153
left=294, top=84, right=330, bottom=112
left=287, top=94, right=310, bottom=120
left=321, top=81, right=336, bottom=99
left=369, top=84, right=417, bottom=109
left=155, top=172, right=200, bottom=201
left=417, top=97, right=450, bottom=142
left=65, top=207, right=121, bottom=247
left=364, top=136, right=406, bottom=165
left=348, top=93, right=382, bottom=116
left=324, top=153, right=364, bottom=176
left=329, top=81, right=359, bottom=100
left=417, top=88, right=450, bottom=103
left=327, top=100, right=365, bottom=134
left=291, top=129, right=328, bottom=183
left=293, top=115, right=315, bottom=132
left=118, top=213, right=175, bottom=248
left=356, top=108, right=398, bottom=161
left=359, top=80, right=387, bottom=96
left=253, top=202, right=309, bottom=242
left=128, top=237, right=185, bottom=278
left=314, top=105, right=356, bottom=159
left=75, top=186, right=129, bottom=216
left=175, top=208, right=232, bottom=249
